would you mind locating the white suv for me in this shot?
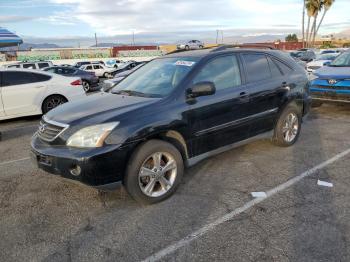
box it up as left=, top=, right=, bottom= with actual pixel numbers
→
left=3, top=61, right=54, bottom=70
left=0, top=69, right=86, bottom=121
left=80, top=64, right=114, bottom=78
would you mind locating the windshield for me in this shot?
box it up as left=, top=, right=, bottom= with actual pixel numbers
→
left=316, top=53, right=338, bottom=61
left=330, top=52, right=350, bottom=67
left=290, top=52, right=303, bottom=58
left=111, top=57, right=198, bottom=98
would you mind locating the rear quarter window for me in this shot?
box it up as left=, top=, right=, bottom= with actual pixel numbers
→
left=272, top=58, right=293, bottom=75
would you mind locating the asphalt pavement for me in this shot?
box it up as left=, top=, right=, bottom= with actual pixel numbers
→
left=0, top=103, right=349, bottom=262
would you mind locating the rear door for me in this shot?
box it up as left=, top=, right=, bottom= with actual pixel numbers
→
left=241, top=53, right=286, bottom=136
left=93, top=65, right=104, bottom=76
left=2, top=71, right=50, bottom=116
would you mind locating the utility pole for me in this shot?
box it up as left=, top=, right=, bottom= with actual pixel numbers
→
left=216, top=29, right=219, bottom=44
left=94, top=33, right=98, bottom=47
left=132, top=31, right=135, bottom=46
left=221, top=30, right=224, bottom=44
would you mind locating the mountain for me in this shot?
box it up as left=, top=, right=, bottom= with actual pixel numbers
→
left=0, top=42, right=64, bottom=51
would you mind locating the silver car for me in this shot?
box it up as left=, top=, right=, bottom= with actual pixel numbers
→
left=177, top=40, right=204, bottom=50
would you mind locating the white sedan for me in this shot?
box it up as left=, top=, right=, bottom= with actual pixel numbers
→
left=79, top=64, right=115, bottom=78
left=306, top=53, right=339, bottom=73
left=0, top=68, right=86, bottom=121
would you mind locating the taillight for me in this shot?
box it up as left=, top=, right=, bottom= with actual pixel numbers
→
left=71, top=79, right=82, bottom=86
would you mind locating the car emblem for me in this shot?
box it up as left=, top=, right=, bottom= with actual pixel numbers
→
left=39, top=124, right=47, bottom=133
left=328, top=79, right=337, bottom=85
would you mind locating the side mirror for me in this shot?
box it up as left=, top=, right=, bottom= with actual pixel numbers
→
left=187, top=81, right=216, bottom=98
left=323, top=61, right=331, bottom=66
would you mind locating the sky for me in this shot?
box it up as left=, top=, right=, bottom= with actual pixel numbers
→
left=1, top=0, right=350, bottom=46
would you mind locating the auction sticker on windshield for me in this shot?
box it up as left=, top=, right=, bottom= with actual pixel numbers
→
left=175, top=61, right=196, bottom=67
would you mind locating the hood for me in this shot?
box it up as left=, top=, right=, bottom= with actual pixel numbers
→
left=315, top=66, right=350, bottom=79
left=307, top=60, right=330, bottom=67
left=45, top=92, right=159, bottom=125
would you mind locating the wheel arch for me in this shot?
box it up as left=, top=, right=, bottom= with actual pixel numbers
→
left=41, top=94, right=68, bottom=113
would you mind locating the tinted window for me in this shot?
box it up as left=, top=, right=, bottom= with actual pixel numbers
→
left=2, top=72, right=51, bottom=86
left=38, top=63, right=50, bottom=69
left=273, top=59, right=293, bottom=75
left=7, top=64, right=20, bottom=68
left=86, top=65, right=93, bottom=70
left=243, top=54, right=271, bottom=82
left=93, top=65, right=101, bottom=69
left=193, top=55, right=241, bottom=91
left=56, top=67, right=75, bottom=75
left=22, top=63, right=37, bottom=69
left=267, top=57, right=282, bottom=77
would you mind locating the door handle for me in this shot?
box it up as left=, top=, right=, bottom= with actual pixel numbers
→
left=239, top=92, right=250, bottom=102
left=34, top=86, right=45, bottom=89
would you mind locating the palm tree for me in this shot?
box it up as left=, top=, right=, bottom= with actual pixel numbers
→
left=305, top=0, right=317, bottom=47
left=302, top=0, right=306, bottom=47
left=311, top=0, right=323, bottom=46
left=315, top=0, right=335, bottom=37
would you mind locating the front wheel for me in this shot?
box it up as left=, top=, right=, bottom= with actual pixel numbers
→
left=42, top=95, right=67, bottom=114
left=273, top=104, right=302, bottom=147
left=124, top=140, right=184, bottom=204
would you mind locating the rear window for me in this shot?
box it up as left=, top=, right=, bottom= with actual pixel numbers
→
left=243, top=54, right=271, bottom=82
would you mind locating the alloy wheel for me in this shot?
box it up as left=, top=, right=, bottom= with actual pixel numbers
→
left=46, top=97, right=65, bottom=111
left=138, top=152, right=177, bottom=198
left=282, top=112, right=299, bottom=143
left=82, top=81, right=90, bottom=92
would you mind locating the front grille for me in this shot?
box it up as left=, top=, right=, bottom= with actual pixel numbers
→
left=37, top=117, right=68, bottom=142
left=314, top=85, right=350, bottom=90
left=308, top=66, right=321, bottom=70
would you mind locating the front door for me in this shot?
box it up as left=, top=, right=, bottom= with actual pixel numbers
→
left=1, top=71, right=47, bottom=116
left=186, top=54, right=252, bottom=157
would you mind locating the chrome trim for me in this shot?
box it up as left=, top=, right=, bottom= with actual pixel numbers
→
left=187, top=131, right=273, bottom=167
left=195, top=108, right=278, bottom=137
left=38, top=115, right=69, bottom=142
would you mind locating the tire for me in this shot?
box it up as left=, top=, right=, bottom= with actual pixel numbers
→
left=124, top=139, right=184, bottom=204
left=272, top=104, right=302, bottom=147
left=103, top=72, right=108, bottom=78
left=311, top=101, right=323, bottom=108
left=185, top=45, right=190, bottom=50
left=42, top=95, right=67, bottom=114
left=82, top=80, right=90, bottom=92
left=199, top=45, right=204, bottom=49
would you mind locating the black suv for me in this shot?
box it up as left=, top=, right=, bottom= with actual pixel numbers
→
left=31, top=47, right=311, bottom=204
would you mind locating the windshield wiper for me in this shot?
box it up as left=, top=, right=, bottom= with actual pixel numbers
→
left=112, top=90, right=147, bottom=97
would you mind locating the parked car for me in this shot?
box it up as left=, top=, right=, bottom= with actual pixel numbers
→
left=319, top=49, right=341, bottom=55
left=102, top=63, right=146, bottom=92
left=79, top=64, right=114, bottom=78
left=3, top=61, right=54, bottom=70
left=0, top=68, right=86, bottom=121
left=43, top=66, right=100, bottom=92
left=310, top=51, right=350, bottom=106
left=306, top=53, right=339, bottom=73
left=105, top=59, right=126, bottom=68
left=290, top=50, right=316, bottom=62
left=106, top=61, right=145, bottom=78
left=31, top=48, right=310, bottom=204
left=73, top=61, right=104, bottom=68
left=177, top=40, right=204, bottom=50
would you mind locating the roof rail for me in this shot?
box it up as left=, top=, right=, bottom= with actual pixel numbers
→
left=210, top=44, right=277, bottom=52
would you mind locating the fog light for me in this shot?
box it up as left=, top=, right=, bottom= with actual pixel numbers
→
left=70, top=165, right=81, bottom=176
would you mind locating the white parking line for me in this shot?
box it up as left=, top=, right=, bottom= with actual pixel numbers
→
left=0, top=157, right=31, bottom=167
left=142, top=148, right=350, bottom=262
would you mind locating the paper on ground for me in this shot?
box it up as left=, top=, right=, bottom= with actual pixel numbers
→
left=317, top=179, right=333, bottom=187
left=251, top=192, right=267, bottom=198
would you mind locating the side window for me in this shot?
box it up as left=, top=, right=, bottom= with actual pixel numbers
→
left=7, top=65, right=20, bottom=68
left=22, top=63, right=37, bottom=69
left=2, top=72, right=36, bottom=86
left=86, top=65, right=93, bottom=70
left=38, top=63, right=49, bottom=69
left=193, top=55, right=242, bottom=91
left=242, top=54, right=271, bottom=82
left=272, top=58, right=293, bottom=75
left=267, top=57, right=283, bottom=77
left=32, top=73, right=51, bottom=82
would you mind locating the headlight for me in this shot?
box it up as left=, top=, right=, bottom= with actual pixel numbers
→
left=67, top=122, right=119, bottom=148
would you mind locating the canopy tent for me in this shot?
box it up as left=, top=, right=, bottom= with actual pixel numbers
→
left=0, top=28, right=23, bottom=48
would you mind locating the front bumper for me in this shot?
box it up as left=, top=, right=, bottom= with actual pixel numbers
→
left=31, top=135, right=135, bottom=190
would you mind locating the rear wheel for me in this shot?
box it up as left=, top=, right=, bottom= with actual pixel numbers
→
left=42, top=95, right=67, bottom=114
left=82, top=80, right=90, bottom=92
left=185, top=45, right=190, bottom=50
left=124, top=140, right=184, bottom=204
left=273, top=104, right=302, bottom=147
